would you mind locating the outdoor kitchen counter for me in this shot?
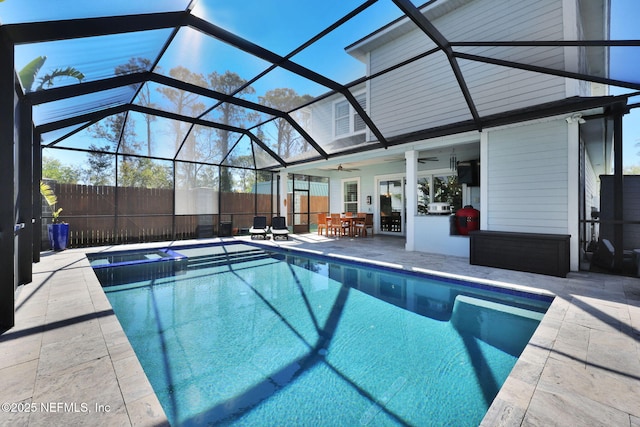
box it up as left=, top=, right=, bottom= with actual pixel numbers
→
left=413, top=214, right=470, bottom=257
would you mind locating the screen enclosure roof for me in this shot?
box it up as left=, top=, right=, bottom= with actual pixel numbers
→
left=2, top=0, right=639, bottom=171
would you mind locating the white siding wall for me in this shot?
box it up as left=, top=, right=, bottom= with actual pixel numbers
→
left=369, top=0, right=568, bottom=137
left=486, top=119, right=569, bottom=234
left=309, top=96, right=334, bottom=146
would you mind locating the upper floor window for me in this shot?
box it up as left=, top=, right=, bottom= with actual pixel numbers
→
left=334, top=92, right=367, bottom=138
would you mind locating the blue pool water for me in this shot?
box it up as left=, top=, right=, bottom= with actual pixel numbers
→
left=92, top=243, right=551, bottom=426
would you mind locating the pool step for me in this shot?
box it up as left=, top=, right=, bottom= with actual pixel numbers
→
left=185, top=249, right=274, bottom=271
left=450, top=295, right=544, bottom=357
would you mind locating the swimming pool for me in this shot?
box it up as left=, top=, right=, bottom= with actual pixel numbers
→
left=91, top=242, right=552, bottom=426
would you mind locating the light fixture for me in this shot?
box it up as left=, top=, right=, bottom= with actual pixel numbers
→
left=565, top=113, right=586, bottom=124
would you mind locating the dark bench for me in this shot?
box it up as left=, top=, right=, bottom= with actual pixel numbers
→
left=469, top=230, right=571, bottom=277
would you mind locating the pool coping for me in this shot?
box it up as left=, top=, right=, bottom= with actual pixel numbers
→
left=3, top=235, right=639, bottom=426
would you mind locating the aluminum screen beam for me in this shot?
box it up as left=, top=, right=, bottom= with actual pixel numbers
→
left=27, top=71, right=328, bottom=161
left=18, top=97, right=33, bottom=286
left=454, top=51, right=640, bottom=92
left=2, top=12, right=188, bottom=44
left=0, top=34, right=15, bottom=330
left=186, top=14, right=389, bottom=148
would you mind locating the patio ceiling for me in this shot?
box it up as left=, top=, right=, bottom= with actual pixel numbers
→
left=2, top=0, right=639, bottom=171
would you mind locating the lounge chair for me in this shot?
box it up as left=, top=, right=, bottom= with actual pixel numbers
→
left=271, top=216, right=290, bottom=240
left=249, top=216, right=269, bottom=239
left=591, top=238, right=634, bottom=271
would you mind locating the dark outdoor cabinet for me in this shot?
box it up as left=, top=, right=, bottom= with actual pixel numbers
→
left=469, top=230, right=571, bottom=277
left=218, top=221, right=233, bottom=237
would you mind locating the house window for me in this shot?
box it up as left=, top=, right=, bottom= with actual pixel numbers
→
left=335, top=101, right=350, bottom=136
left=417, top=174, right=462, bottom=214
left=343, top=179, right=359, bottom=214
left=353, top=93, right=366, bottom=132
left=334, top=93, right=367, bottom=137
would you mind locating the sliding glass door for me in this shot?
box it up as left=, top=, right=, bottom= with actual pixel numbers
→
left=378, top=178, right=404, bottom=235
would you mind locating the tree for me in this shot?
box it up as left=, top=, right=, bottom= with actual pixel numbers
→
left=87, top=107, right=149, bottom=188
left=115, top=58, right=158, bottom=157
left=232, top=155, right=256, bottom=192
left=158, top=66, right=207, bottom=151
left=118, top=158, right=172, bottom=189
left=18, top=56, right=84, bottom=92
left=206, top=71, right=259, bottom=191
left=157, top=67, right=210, bottom=190
left=259, top=88, right=313, bottom=159
left=84, top=144, right=114, bottom=186
left=42, top=156, right=82, bottom=183
left=624, top=164, right=640, bottom=175
left=88, top=111, right=140, bottom=155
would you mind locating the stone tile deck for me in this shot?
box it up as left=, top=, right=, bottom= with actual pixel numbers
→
left=1, top=234, right=639, bottom=426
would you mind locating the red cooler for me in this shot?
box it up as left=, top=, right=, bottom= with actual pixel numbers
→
left=455, top=205, right=479, bottom=235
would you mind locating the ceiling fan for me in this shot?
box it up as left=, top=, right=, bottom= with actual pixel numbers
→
left=385, top=156, right=438, bottom=163
left=335, top=163, right=360, bottom=172
left=417, top=156, right=438, bottom=163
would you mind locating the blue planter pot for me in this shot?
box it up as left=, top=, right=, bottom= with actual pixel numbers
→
left=48, top=223, right=69, bottom=251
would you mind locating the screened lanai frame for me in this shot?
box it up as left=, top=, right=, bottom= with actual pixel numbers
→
left=2, top=1, right=640, bottom=254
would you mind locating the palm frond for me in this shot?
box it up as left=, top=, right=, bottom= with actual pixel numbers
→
left=36, top=67, right=84, bottom=91
left=39, top=181, right=57, bottom=208
left=18, top=56, right=47, bottom=92
left=40, top=181, right=64, bottom=222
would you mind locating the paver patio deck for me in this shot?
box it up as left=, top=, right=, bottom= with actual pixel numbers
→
left=1, top=234, right=639, bottom=426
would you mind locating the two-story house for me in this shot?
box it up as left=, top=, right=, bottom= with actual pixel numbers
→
left=283, top=0, right=622, bottom=274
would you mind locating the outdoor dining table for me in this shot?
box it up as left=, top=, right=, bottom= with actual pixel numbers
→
left=327, top=215, right=366, bottom=237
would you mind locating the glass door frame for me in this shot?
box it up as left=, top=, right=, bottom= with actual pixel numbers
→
left=290, top=174, right=310, bottom=234
left=376, top=174, right=406, bottom=236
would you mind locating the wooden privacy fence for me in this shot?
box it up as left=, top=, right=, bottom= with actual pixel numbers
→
left=41, top=183, right=329, bottom=249
left=41, top=183, right=278, bottom=249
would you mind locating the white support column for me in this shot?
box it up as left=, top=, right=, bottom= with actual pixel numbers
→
left=279, top=170, right=288, bottom=218
left=567, top=118, right=580, bottom=271
left=480, top=131, right=489, bottom=230
left=405, top=150, right=417, bottom=251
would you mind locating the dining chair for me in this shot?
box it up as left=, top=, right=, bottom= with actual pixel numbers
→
left=354, top=212, right=367, bottom=237
left=354, top=212, right=373, bottom=237
left=330, top=213, right=349, bottom=236
left=363, top=213, right=374, bottom=236
left=317, top=213, right=328, bottom=236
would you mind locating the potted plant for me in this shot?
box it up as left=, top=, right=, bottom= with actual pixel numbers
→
left=40, top=181, right=69, bottom=251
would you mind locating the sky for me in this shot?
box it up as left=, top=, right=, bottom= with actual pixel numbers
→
left=610, top=0, right=640, bottom=169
